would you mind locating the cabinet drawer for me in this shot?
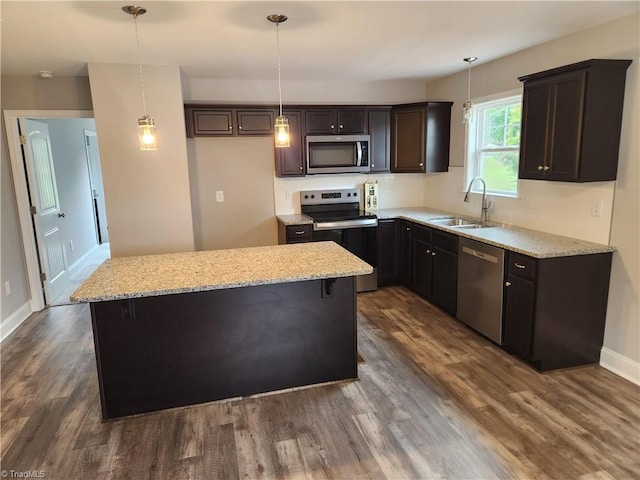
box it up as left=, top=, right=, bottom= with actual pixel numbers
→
left=411, top=223, right=432, bottom=243
left=433, top=230, right=457, bottom=254
left=286, top=225, right=312, bottom=243
left=508, top=253, right=537, bottom=280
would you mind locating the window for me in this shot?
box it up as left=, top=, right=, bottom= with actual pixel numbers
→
left=466, top=94, right=522, bottom=197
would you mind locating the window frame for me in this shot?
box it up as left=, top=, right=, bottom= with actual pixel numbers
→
left=465, top=92, right=523, bottom=198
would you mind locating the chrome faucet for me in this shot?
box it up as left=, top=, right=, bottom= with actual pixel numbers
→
left=464, top=177, right=490, bottom=224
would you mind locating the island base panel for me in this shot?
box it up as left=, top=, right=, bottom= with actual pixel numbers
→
left=91, top=278, right=357, bottom=419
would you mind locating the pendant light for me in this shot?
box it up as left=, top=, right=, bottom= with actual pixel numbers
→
left=267, top=14, right=290, bottom=148
left=462, top=56, right=478, bottom=124
left=123, top=5, right=157, bottom=151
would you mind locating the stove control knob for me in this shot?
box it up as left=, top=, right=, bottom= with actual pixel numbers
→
left=353, top=192, right=358, bottom=196
left=304, top=195, right=309, bottom=199
left=347, top=193, right=351, bottom=197
left=311, top=195, right=315, bottom=199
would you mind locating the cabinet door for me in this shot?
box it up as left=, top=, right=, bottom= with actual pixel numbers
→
left=305, top=110, right=337, bottom=135
left=412, top=238, right=433, bottom=299
left=237, top=110, right=276, bottom=135
left=377, top=219, right=399, bottom=286
left=275, top=110, right=305, bottom=177
left=519, top=82, right=550, bottom=179
left=391, top=107, right=425, bottom=173
left=368, top=109, right=391, bottom=172
left=400, top=221, right=413, bottom=285
left=432, top=232, right=458, bottom=315
left=546, top=71, right=586, bottom=181
left=503, top=274, right=536, bottom=361
left=337, top=109, right=367, bottom=134
left=425, top=103, right=452, bottom=172
left=189, top=109, right=234, bottom=136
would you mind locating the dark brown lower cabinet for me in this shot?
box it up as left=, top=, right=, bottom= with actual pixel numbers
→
left=431, top=230, right=458, bottom=316
left=91, top=278, right=357, bottom=419
left=502, top=251, right=613, bottom=371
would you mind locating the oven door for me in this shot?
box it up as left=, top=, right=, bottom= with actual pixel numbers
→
left=312, top=225, right=378, bottom=292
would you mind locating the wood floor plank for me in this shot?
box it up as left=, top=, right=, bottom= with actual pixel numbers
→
left=1, top=287, right=639, bottom=479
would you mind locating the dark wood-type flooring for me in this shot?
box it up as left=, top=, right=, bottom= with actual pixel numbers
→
left=1, top=286, right=639, bottom=479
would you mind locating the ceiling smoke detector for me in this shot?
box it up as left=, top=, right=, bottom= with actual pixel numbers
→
left=39, top=71, right=54, bottom=79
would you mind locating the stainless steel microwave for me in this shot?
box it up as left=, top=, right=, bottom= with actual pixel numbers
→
left=306, top=135, right=370, bottom=174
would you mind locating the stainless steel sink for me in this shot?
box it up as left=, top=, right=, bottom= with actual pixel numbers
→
left=430, top=217, right=478, bottom=227
left=430, top=217, right=493, bottom=229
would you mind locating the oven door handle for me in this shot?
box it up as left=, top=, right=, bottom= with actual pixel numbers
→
left=314, top=218, right=378, bottom=230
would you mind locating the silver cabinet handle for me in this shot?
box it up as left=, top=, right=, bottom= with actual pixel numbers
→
left=543, top=166, right=550, bottom=171
left=505, top=281, right=512, bottom=287
left=515, top=263, right=526, bottom=269
left=330, top=124, right=335, bottom=129
left=339, top=124, right=344, bottom=129
left=419, top=162, right=424, bottom=166
left=295, top=230, right=305, bottom=235
left=229, top=126, right=232, bottom=130
left=426, top=249, right=431, bottom=254
left=406, top=227, right=411, bottom=231
left=239, top=125, right=243, bottom=130
left=432, top=252, right=436, bottom=256
left=538, top=165, right=544, bottom=171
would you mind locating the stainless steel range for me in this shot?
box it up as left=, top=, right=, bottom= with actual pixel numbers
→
left=301, top=188, right=378, bottom=292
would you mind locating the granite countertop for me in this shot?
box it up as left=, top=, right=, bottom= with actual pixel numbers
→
left=70, top=242, right=373, bottom=303
left=276, top=214, right=313, bottom=225
left=374, top=207, right=615, bottom=259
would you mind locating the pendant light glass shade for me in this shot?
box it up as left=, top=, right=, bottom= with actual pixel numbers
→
left=275, top=115, right=290, bottom=148
left=463, top=56, right=478, bottom=124
left=124, top=5, right=157, bottom=151
left=138, top=115, right=157, bottom=150
left=268, top=14, right=290, bottom=148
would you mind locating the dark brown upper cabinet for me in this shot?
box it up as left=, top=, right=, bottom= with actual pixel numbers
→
left=368, top=108, right=391, bottom=173
left=391, top=102, right=453, bottom=173
left=185, top=105, right=276, bottom=137
left=518, top=59, right=631, bottom=182
left=305, top=108, right=367, bottom=135
left=275, top=110, right=305, bottom=177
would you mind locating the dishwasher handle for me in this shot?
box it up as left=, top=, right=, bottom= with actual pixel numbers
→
left=461, top=246, right=499, bottom=264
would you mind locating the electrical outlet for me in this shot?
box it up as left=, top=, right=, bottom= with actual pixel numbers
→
left=216, top=191, right=224, bottom=202
left=69, top=240, right=74, bottom=251
left=4, top=281, right=11, bottom=296
left=591, top=199, right=604, bottom=218
left=285, top=189, right=292, bottom=200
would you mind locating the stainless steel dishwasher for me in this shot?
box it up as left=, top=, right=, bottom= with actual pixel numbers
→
left=457, top=238, right=505, bottom=344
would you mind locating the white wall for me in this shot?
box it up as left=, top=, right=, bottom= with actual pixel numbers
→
left=425, top=13, right=640, bottom=378
left=184, top=78, right=428, bottom=105
left=274, top=173, right=425, bottom=214
left=188, top=137, right=277, bottom=250
left=88, top=63, right=195, bottom=257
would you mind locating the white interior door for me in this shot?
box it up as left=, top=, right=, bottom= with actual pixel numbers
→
left=20, top=118, right=69, bottom=304
left=84, top=130, right=109, bottom=243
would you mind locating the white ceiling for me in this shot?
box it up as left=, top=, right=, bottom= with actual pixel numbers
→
left=2, top=1, right=638, bottom=82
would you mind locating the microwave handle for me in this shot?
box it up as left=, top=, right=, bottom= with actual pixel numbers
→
left=356, top=141, right=363, bottom=166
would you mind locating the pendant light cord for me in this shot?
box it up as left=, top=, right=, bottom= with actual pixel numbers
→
left=133, top=13, right=148, bottom=117
left=467, top=61, right=471, bottom=104
left=276, top=21, right=283, bottom=117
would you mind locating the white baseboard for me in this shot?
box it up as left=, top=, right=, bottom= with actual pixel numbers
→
left=67, top=244, right=99, bottom=272
left=600, top=347, right=640, bottom=386
left=0, top=301, right=33, bottom=343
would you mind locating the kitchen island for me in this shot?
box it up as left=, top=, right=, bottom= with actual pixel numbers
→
left=71, top=242, right=372, bottom=420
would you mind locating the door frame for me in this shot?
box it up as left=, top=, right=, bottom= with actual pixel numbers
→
left=4, top=109, right=94, bottom=311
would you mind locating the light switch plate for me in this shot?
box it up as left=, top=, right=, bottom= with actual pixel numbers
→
left=591, top=199, right=604, bottom=217
left=216, top=191, right=224, bottom=202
